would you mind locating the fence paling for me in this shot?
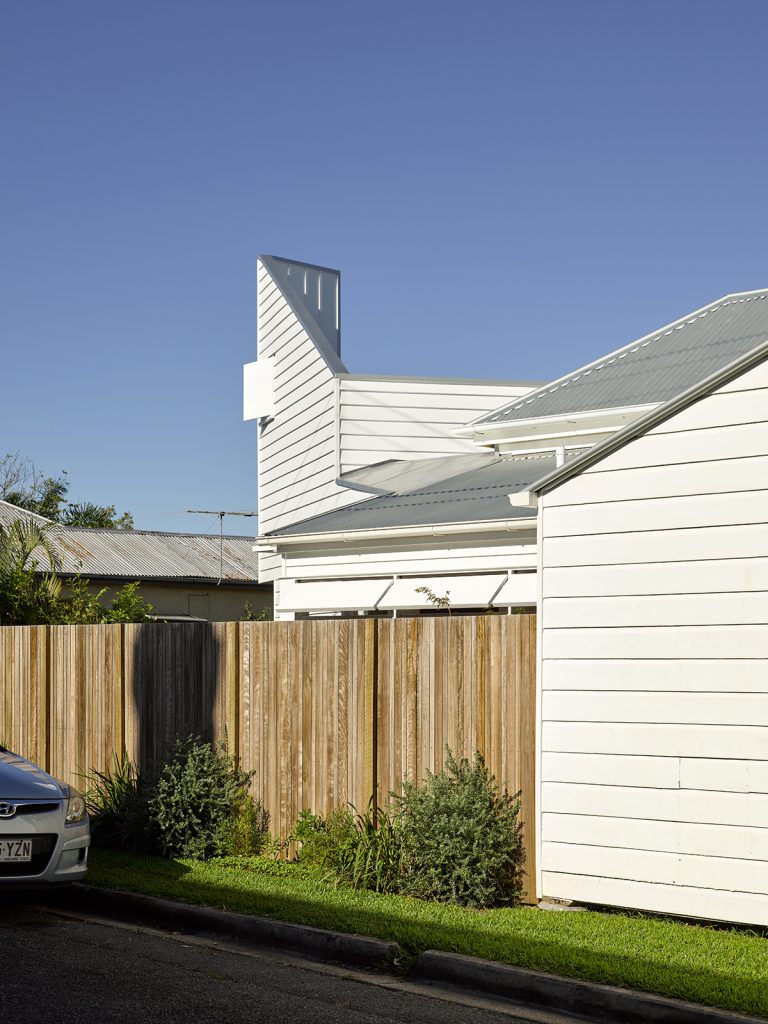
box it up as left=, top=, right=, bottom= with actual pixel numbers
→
left=0, top=614, right=537, bottom=902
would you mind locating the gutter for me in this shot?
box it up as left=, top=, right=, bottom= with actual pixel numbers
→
left=255, top=516, right=536, bottom=549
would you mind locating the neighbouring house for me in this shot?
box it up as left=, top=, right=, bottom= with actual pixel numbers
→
left=0, top=500, right=271, bottom=621
left=245, top=266, right=768, bottom=926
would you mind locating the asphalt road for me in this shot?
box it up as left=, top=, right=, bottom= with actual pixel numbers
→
left=0, top=898, right=581, bottom=1024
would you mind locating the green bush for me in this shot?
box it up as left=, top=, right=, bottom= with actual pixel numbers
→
left=396, top=748, right=524, bottom=908
left=147, top=736, right=255, bottom=860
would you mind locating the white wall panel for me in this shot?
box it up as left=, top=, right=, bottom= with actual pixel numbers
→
left=544, top=591, right=768, bottom=628
left=542, top=812, right=768, bottom=861
left=543, top=842, right=768, bottom=895
left=544, top=658, right=768, bottom=692
left=545, top=558, right=768, bottom=598
left=545, top=625, right=768, bottom=660
left=541, top=871, right=768, bottom=928
left=543, top=690, right=768, bottom=726
left=542, top=752, right=680, bottom=788
left=337, top=376, right=532, bottom=473
left=546, top=489, right=768, bottom=538
left=545, top=455, right=768, bottom=508
left=541, top=782, right=768, bottom=828
left=544, top=523, right=768, bottom=568
left=543, top=722, right=768, bottom=760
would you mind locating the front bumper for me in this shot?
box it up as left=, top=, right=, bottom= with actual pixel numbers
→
left=0, top=811, right=90, bottom=886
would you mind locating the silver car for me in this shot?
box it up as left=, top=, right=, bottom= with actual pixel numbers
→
left=0, top=747, right=90, bottom=885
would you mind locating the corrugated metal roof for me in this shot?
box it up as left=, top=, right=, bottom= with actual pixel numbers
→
left=473, top=291, right=768, bottom=426
left=0, top=502, right=260, bottom=582
left=270, top=454, right=552, bottom=537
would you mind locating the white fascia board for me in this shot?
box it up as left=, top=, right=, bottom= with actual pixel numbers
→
left=453, top=404, right=657, bottom=443
left=253, top=516, right=536, bottom=549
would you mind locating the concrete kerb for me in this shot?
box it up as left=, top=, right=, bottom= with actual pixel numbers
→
left=414, top=951, right=764, bottom=1024
left=67, top=884, right=398, bottom=969
left=62, top=886, right=765, bottom=1024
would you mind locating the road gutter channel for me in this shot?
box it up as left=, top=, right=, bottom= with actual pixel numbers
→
left=45, top=885, right=762, bottom=1024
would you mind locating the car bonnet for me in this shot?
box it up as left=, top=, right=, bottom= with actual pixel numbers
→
left=0, top=749, right=63, bottom=801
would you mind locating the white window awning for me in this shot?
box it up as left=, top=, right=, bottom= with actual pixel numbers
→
left=378, top=575, right=507, bottom=611
left=279, top=578, right=392, bottom=613
left=491, top=573, right=537, bottom=607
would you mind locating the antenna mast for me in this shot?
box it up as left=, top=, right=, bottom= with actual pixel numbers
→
left=184, top=510, right=258, bottom=585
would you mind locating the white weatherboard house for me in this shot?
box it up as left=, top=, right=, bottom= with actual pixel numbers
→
left=245, top=261, right=768, bottom=925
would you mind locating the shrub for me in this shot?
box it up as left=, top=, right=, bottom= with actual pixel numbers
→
left=396, top=748, right=524, bottom=908
left=147, top=736, right=254, bottom=859
left=217, top=794, right=271, bottom=856
left=84, top=755, right=154, bottom=852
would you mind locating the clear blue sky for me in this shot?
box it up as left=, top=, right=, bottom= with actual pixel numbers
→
left=2, top=1, right=766, bottom=535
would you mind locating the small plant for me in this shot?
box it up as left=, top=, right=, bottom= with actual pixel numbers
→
left=243, top=601, right=273, bottom=621
left=147, top=736, right=254, bottom=860
left=217, top=794, right=271, bottom=856
left=396, top=748, right=524, bottom=908
left=293, top=807, right=357, bottom=868
left=334, top=800, right=403, bottom=893
left=415, top=585, right=451, bottom=612
left=84, top=755, right=154, bottom=852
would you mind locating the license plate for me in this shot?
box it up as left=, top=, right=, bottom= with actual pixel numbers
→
left=0, top=839, right=32, bottom=863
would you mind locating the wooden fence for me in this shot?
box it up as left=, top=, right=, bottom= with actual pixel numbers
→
left=0, top=614, right=537, bottom=899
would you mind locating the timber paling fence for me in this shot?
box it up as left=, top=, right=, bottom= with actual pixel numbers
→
left=0, top=614, right=537, bottom=899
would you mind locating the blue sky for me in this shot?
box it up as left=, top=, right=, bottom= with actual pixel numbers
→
left=1, top=1, right=766, bottom=535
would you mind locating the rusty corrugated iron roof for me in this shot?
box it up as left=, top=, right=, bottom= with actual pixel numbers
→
left=0, top=501, right=259, bottom=582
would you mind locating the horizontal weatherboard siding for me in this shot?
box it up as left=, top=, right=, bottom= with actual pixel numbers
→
left=538, top=355, right=768, bottom=926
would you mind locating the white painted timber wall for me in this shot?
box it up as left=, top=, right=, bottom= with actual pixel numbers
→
left=338, top=377, right=533, bottom=473
left=256, top=261, right=361, bottom=579
left=538, top=356, right=768, bottom=926
left=274, top=531, right=537, bottom=618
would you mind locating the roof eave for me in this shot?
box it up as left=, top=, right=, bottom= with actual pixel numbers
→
left=257, top=515, right=537, bottom=548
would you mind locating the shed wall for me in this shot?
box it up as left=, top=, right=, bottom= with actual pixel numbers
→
left=538, top=356, right=768, bottom=925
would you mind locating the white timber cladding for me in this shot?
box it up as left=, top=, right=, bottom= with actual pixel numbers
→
left=538, top=355, right=768, bottom=926
left=275, top=534, right=538, bottom=614
left=338, top=377, right=533, bottom=472
left=256, top=261, right=361, bottom=580
left=282, top=536, right=537, bottom=580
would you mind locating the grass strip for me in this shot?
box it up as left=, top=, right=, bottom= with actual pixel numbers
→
left=88, top=849, right=768, bottom=1018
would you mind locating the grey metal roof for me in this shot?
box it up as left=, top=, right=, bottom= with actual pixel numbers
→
left=473, top=291, right=768, bottom=426
left=0, top=501, right=261, bottom=582
left=270, top=454, right=554, bottom=537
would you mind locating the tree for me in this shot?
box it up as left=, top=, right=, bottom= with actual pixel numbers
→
left=0, top=519, right=62, bottom=625
left=0, top=453, right=133, bottom=529
left=60, top=502, right=134, bottom=530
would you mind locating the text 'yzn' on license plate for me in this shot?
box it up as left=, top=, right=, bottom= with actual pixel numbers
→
left=0, top=839, right=32, bottom=862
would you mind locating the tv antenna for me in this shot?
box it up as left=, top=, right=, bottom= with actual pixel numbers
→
left=184, top=509, right=258, bottom=585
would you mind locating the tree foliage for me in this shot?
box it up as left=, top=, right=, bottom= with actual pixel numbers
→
left=0, top=453, right=133, bottom=529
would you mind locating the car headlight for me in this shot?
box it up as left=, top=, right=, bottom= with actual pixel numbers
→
left=64, top=786, right=87, bottom=824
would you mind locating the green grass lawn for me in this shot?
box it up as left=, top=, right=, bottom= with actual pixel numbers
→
left=88, top=849, right=768, bottom=1018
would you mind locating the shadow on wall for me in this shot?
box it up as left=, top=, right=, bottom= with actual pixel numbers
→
left=130, top=622, right=222, bottom=771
